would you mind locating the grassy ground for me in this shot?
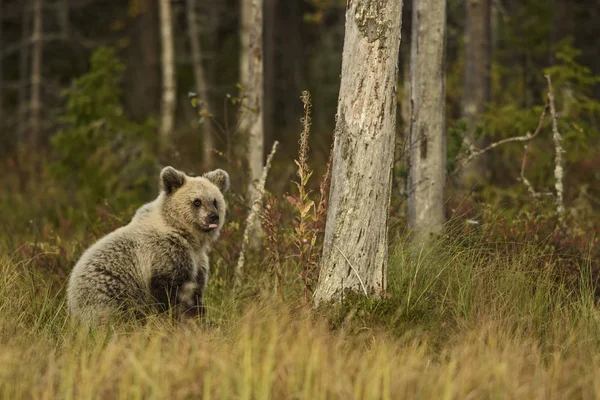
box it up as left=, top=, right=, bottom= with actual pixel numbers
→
left=2, top=233, right=600, bottom=399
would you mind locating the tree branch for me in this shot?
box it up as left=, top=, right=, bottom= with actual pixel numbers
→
left=456, top=101, right=549, bottom=172
left=234, top=140, right=279, bottom=287
left=518, top=144, right=553, bottom=198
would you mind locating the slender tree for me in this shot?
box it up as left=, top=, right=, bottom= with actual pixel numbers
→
left=407, top=0, right=447, bottom=239
left=314, top=0, right=404, bottom=305
left=30, top=0, right=43, bottom=148
left=187, top=0, right=214, bottom=168
left=461, top=0, right=491, bottom=184
left=240, top=0, right=264, bottom=204
left=159, top=0, right=176, bottom=140
left=0, top=0, right=3, bottom=134
left=263, top=0, right=276, bottom=148
left=18, top=3, right=30, bottom=141
left=58, top=0, right=69, bottom=38
left=125, top=0, right=160, bottom=121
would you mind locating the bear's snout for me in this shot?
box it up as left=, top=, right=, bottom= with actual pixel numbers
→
left=208, top=212, right=219, bottom=224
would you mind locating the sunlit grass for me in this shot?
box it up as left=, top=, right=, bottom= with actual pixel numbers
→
left=2, top=236, right=600, bottom=399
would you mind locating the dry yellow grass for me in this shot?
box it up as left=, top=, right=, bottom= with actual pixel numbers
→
left=2, top=239, right=600, bottom=399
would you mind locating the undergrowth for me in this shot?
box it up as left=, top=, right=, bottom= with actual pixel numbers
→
left=2, top=47, right=600, bottom=398
left=2, top=234, right=600, bottom=398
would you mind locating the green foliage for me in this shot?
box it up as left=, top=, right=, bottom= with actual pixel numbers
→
left=544, top=39, right=600, bottom=161
left=447, top=118, right=468, bottom=174
left=50, top=47, right=159, bottom=215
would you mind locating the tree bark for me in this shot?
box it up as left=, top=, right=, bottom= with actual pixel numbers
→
left=314, top=0, right=404, bottom=305
left=461, top=0, right=491, bottom=184
left=407, top=0, right=447, bottom=239
left=30, top=0, right=43, bottom=148
left=187, top=0, right=214, bottom=169
left=240, top=0, right=264, bottom=205
left=159, top=0, right=176, bottom=140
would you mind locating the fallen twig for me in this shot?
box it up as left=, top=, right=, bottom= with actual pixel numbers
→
left=334, top=244, right=368, bottom=297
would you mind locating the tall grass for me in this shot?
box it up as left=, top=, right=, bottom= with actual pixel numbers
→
left=2, top=234, right=600, bottom=399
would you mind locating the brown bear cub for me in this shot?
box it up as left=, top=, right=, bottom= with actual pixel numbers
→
left=67, top=166, right=229, bottom=325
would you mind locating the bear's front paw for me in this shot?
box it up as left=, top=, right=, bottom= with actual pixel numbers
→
left=178, top=281, right=199, bottom=308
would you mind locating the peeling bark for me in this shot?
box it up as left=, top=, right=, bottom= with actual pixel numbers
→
left=314, top=0, right=403, bottom=305
left=407, top=0, right=447, bottom=239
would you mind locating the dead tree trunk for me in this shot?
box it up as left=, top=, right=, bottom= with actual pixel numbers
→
left=187, top=0, right=214, bottom=168
left=461, top=0, right=491, bottom=184
left=407, top=0, right=447, bottom=239
left=314, top=0, right=404, bottom=305
left=240, top=0, right=264, bottom=204
left=30, top=0, right=43, bottom=148
left=159, top=0, right=176, bottom=140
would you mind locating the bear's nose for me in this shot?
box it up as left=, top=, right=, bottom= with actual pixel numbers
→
left=208, top=212, right=219, bottom=223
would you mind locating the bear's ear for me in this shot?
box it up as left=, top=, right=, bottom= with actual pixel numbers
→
left=160, top=166, right=186, bottom=194
left=203, top=169, right=230, bottom=193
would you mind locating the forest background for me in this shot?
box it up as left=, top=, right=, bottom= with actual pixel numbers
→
left=2, top=0, right=600, bottom=398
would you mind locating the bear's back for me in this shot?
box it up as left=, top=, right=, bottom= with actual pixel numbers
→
left=67, top=226, right=149, bottom=319
left=67, top=210, right=197, bottom=322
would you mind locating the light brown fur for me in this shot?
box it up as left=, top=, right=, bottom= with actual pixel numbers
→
left=67, top=167, right=230, bottom=325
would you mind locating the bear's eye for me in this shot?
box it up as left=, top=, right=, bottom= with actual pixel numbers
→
left=212, top=199, right=217, bottom=208
left=193, top=199, right=202, bottom=207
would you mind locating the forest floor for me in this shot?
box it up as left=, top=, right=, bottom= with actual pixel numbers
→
left=2, top=234, right=600, bottom=399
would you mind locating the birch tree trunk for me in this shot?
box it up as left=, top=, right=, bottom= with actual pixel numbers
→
left=187, top=0, right=214, bottom=168
left=240, top=0, right=264, bottom=204
left=461, top=0, right=491, bottom=184
left=407, top=0, right=447, bottom=239
left=159, top=0, right=176, bottom=140
left=30, top=0, right=43, bottom=148
left=314, top=0, right=403, bottom=305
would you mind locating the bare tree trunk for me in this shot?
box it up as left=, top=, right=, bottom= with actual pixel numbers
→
left=0, top=0, right=3, bottom=135
left=125, top=0, right=160, bottom=121
left=314, top=0, right=404, bottom=305
left=240, top=0, right=264, bottom=204
left=263, top=0, right=276, bottom=149
left=159, top=0, right=176, bottom=140
left=461, top=0, right=491, bottom=184
left=239, top=0, right=250, bottom=94
left=18, top=4, right=30, bottom=141
left=407, top=0, right=447, bottom=239
left=30, top=0, right=43, bottom=148
left=58, top=0, right=69, bottom=38
left=187, top=0, right=214, bottom=168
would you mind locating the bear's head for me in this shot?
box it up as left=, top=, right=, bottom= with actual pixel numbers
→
left=158, top=166, right=230, bottom=240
